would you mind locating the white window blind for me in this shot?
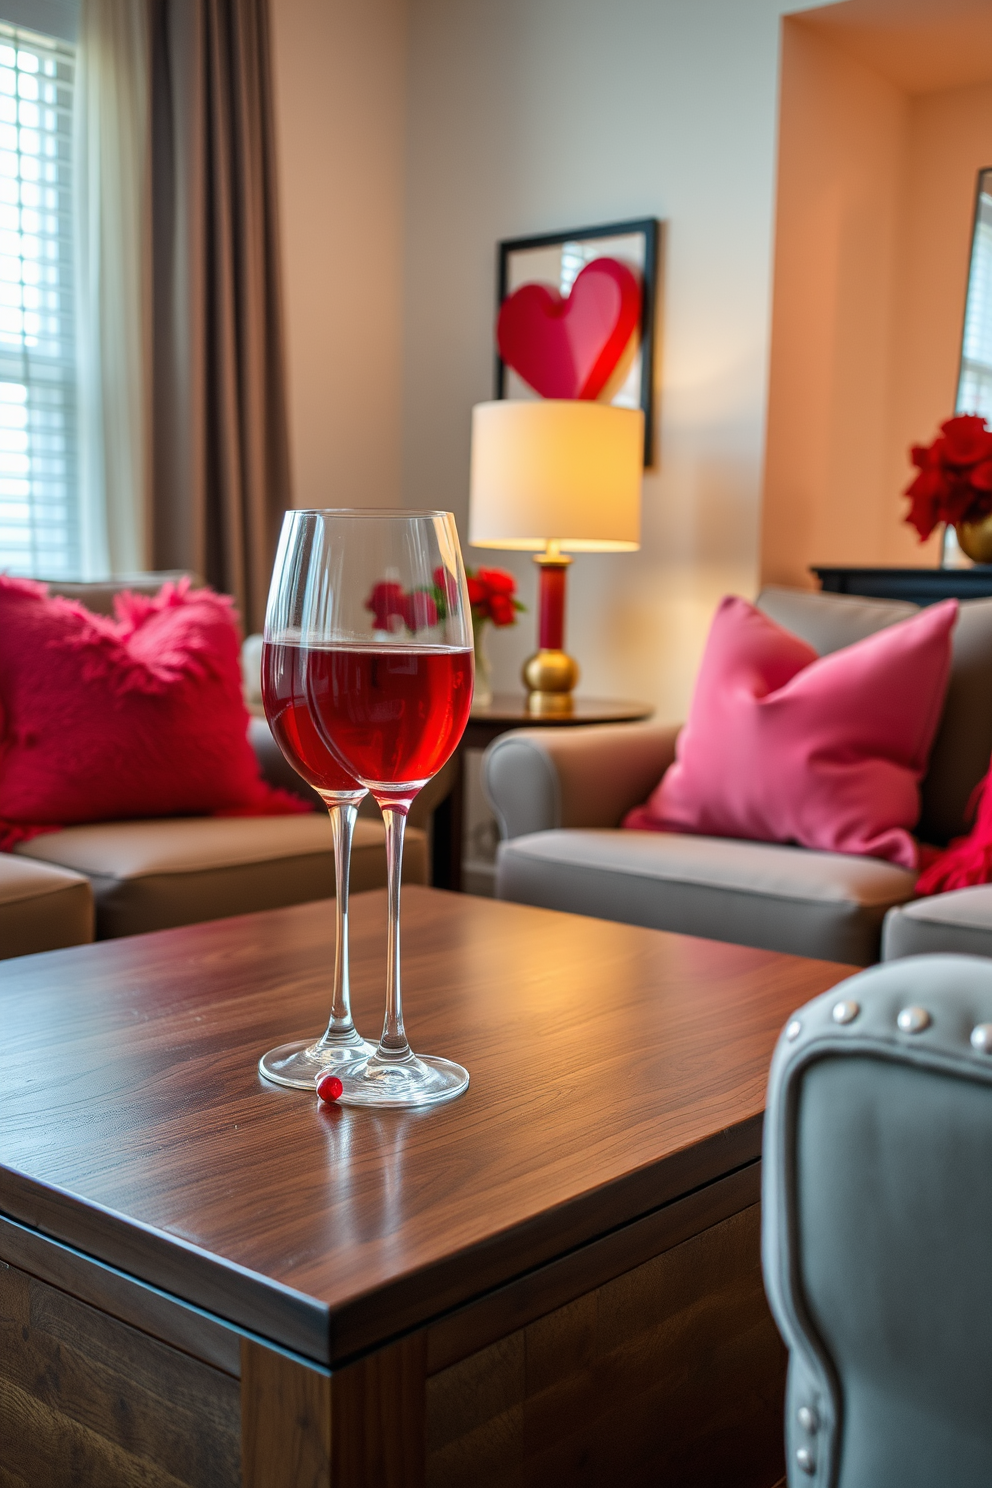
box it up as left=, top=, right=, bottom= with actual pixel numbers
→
left=0, top=19, right=75, bottom=578
left=958, top=178, right=992, bottom=422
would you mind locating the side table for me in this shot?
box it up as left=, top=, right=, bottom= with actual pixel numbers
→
left=432, top=693, right=654, bottom=890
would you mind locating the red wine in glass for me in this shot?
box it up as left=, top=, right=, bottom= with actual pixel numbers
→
left=304, top=644, right=474, bottom=793
left=261, top=638, right=362, bottom=794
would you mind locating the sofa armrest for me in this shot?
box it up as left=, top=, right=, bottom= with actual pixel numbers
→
left=483, top=721, right=680, bottom=840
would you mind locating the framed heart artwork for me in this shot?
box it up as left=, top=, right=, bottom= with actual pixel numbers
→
left=495, top=217, right=660, bottom=464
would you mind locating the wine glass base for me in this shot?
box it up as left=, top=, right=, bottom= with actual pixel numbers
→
left=334, top=1052, right=469, bottom=1109
left=259, top=1035, right=377, bottom=1090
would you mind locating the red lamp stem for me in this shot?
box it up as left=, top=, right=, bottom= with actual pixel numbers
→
left=538, top=561, right=568, bottom=651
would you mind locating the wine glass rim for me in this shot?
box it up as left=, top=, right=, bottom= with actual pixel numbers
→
left=293, top=507, right=454, bottom=520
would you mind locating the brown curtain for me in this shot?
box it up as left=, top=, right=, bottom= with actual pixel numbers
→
left=148, top=0, right=291, bottom=633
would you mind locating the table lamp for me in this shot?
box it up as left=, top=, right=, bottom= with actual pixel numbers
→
left=468, top=399, right=643, bottom=714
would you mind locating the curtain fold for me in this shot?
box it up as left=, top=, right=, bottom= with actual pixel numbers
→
left=74, top=0, right=150, bottom=577
left=149, top=0, right=291, bottom=632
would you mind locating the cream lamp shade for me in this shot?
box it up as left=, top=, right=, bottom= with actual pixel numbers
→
left=468, top=399, right=643, bottom=552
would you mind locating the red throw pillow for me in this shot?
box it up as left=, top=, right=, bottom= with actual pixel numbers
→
left=624, top=596, right=958, bottom=869
left=0, top=576, right=307, bottom=849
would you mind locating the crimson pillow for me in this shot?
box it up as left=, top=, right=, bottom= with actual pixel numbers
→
left=624, top=595, right=958, bottom=869
left=0, top=576, right=307, bottom=850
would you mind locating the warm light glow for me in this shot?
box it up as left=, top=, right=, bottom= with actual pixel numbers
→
left=468, top=399, right=643, bottom=552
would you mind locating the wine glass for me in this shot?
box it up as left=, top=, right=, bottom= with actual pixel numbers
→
left=257, top=510, right=377, bottom=1089
left=301, top=510, right=474, bottom=1108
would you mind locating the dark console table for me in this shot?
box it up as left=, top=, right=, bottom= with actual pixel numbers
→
left=812, top=565, right=992, bottom=606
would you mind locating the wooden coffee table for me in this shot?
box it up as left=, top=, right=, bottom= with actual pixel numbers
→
left=0, top=888, right=851, bottom=1487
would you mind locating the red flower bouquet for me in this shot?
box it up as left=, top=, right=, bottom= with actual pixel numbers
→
left=904, top=414, right=992, bottom=541
left=466, top=567, right=524, bottom=628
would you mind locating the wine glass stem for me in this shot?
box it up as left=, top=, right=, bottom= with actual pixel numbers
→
left=325, top=799, right=358, bottom=1037
left=378, top=804, right=411, bottom=1061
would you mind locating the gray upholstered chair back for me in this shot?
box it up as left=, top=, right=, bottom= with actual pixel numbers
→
left=762, top=954, right=992, bottom=1487
left=756, top=588, right=992, bottom=846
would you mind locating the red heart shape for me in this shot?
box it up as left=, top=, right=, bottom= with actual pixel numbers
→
left=497, top=257, right=642, bottom=400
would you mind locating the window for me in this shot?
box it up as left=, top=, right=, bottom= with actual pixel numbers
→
left=0, top=19, right=75, bottom=577
left=957, top=168, right=992, bottom=422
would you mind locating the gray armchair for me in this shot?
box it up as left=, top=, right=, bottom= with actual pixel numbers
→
left=762, top=954, right=992, bottom=1486
left=484, top=588, right=992, bottom=965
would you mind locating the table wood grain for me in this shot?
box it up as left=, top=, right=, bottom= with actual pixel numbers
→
left=0, top=887, right=851, bottom=1367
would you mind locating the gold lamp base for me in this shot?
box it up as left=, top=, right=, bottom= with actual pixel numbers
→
left=522, top=648, right=580, bottom=716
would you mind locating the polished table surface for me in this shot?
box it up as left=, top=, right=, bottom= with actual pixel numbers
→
left=0, top=887, right=851, bottom=1369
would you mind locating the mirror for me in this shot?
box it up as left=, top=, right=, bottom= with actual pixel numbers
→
left=958, top=167, right=992, bottom=420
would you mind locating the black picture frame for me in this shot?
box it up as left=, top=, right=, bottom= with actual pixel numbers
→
left=495, top=216, right=660, bottom=465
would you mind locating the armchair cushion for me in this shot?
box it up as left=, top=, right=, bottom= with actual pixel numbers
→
left=497, top=829, right=913, bottom=964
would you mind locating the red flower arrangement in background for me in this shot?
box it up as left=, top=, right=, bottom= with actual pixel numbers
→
left=467, top=567, right=524, bottom=628
left=365, top=566, right=523, bottom=634
left=904, top=414, right=992, bottom=541
left=366, top=580, right=438, bottom=633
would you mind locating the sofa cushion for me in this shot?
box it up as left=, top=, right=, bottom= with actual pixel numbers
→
left=16, top=815, right=428, bottom=939
left=626, top=596, right=955, bottom=868
left=0, top=854, right=94, bottom=958
left=0, top=576, right=306, bottom=848
left=757, top=587, right=992, bottom=844
left=882, top=887, right=992, bottom=961
left=497, top=829, right=916, bottom=964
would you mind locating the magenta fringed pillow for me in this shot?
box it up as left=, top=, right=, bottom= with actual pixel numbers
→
left=0, top=576, right=307, bottom=850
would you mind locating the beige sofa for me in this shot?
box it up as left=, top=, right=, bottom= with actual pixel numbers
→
left=1, top=575, right=432, bottom=958
left=484, top=587, right=992, bottom=966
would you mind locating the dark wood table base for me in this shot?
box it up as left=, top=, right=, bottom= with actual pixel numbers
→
left=1, top=1170, right=783, bottom=1488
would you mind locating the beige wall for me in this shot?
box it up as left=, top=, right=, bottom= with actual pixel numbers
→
left=761, top=14, right=992, bottom=587
left=400, top=0, right=826, bottom=725
left=269, top=0, right=407, bottom=510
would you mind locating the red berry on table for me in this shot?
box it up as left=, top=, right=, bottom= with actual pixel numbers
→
left=316, top=1073, right=343, bottom=1103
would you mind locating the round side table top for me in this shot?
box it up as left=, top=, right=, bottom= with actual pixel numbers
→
left=467, top=694, right=654, bottom=728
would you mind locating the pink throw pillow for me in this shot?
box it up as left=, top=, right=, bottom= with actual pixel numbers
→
left=0, top=576, right=307, bottom=850
left=624, top=596, right=958, bottom=869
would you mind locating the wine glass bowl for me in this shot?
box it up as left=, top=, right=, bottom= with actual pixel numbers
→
left=302, top=510, right=474, bottom=1108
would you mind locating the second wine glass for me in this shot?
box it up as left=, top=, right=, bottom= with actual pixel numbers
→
left=257, top=510, right=376, bottom=1089
left=302, top=510, right=474, bottom=1108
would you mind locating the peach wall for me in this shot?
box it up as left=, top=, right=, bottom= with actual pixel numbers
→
left=760, top=14, right=992, bottom=587
left=887, top=81, right=992, bottom=535
left=269, top=0, right=407, bottom=510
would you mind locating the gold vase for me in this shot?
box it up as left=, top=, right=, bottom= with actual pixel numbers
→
left=955, top=514, right=992, bottom=565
